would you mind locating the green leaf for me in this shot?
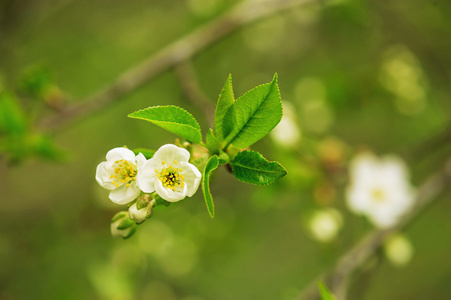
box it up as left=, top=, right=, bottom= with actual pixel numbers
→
left=206, top=128, right=221, bottom=153
left=214, top=74, right=234, bottom=141
left=128, top=105, right=202, bottom=143
left=318, top=282, right=336, bottom=300
left=0, top=93, right=27, bottom=134
left=202, top=155, right=219, bottom=218
left=230, top=150, right=287, bottom=185
left=20, top=65, right=53, bottom=99
left=133, top=148, right=155, bottom=159
left=31, top=134, right=64, bottom=161
left=222, top=74, right=282, bottom=149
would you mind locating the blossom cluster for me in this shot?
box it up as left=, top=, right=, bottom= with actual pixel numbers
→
left=96, top=144, right=201, bottom=236
left=96, top=144, right=201, bottom=204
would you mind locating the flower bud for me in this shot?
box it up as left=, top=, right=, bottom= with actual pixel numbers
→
left=129, top=195, right=155, bottom=224
left=110, top=211, right=137, bottom=239
left=307, top=208, right=343, bottom=243
left=383, top=233, right=414, bottom=267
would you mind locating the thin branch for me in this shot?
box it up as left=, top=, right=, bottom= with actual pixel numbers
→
left=174, top=62, right=215, bottom=128
left=37, top=0, right=319, bottom=131
left=297, top=158, right=451, bottom=300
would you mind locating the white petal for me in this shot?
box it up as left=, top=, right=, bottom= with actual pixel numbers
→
left=368, top=208, right=399, bottom=229
left=106, top=147, right=136, bottom=162
left=349, top=152, right=378, bottom=185
left=135, top=152, right=147, bottom=167
left=379, top=159, right=408, bottom=188
left=95, top=161, right=115, bottom=190
left=109, top=182, right=141, bottom=205
left=346, top=185, right=372, bottom=213
left=153, top=144, right=190, bottom=164
left=136, top=159, right=160, bottom=193
left=180, top=162, right=202, bottom=197
left=155, top=179, right=187, bottom=202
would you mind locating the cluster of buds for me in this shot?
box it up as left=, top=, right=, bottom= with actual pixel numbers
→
left=110, top=194, right=157, bottom=239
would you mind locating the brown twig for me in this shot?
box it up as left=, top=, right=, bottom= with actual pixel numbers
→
left=296, top=158, right=451, bottom=300
left=36, top=0, right=320, bottom=131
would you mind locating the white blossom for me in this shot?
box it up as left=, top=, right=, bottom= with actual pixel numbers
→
left=137, top=144, right=201, bottom=202
left=346, top=152, right=415, bottom=228
left=96, top=147, right=146, bottom=205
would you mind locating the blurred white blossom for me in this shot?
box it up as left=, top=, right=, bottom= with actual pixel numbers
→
left=137, top=144, right=201, bottom=202
left=346, top=152, right=415, bottom=228
left=307, top=208, right=343, bottom=242
left=96, top=147, right=146, bottom=205
left=383, top=233, right=414, bottom=267
left=270, top=101, right=301, bottom=148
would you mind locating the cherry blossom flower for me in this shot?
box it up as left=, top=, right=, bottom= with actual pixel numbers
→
left=96, top=147, right=146, bottom=205
left=346, top=152, right=415, bottom=228
left=137, top=144, right=201, bottom=202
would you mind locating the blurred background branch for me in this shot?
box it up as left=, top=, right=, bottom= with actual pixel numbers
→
left=174, top=61, right=215, bottom=127
left=297, top=157, right=451, bottom=300
left=36, top=0, right=322, bottom=132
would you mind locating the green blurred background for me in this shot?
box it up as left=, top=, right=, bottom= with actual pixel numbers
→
left=1, top=0, right=451, bottom=299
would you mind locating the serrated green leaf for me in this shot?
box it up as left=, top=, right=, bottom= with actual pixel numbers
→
left=133, top=148, right=155, bottom=159
left=230, top=150, right=287, bottom=185
left=206, top=128, right=221, bottom=153
left=318, top=282, right=336, bottom=300
left=128, top=105, right=202, bottom=143
left=202, top=155, right=219, bottom=218
left=222, top=74, right=282, bottom=149
left=214, top=74, right=234, bottom=141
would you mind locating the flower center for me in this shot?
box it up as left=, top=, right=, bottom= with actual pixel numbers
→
left=110, top=159, right=137, bottom=187
left=371, top=188, right=386, bottom=202
left=156, top=160, right=185, bottom=190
